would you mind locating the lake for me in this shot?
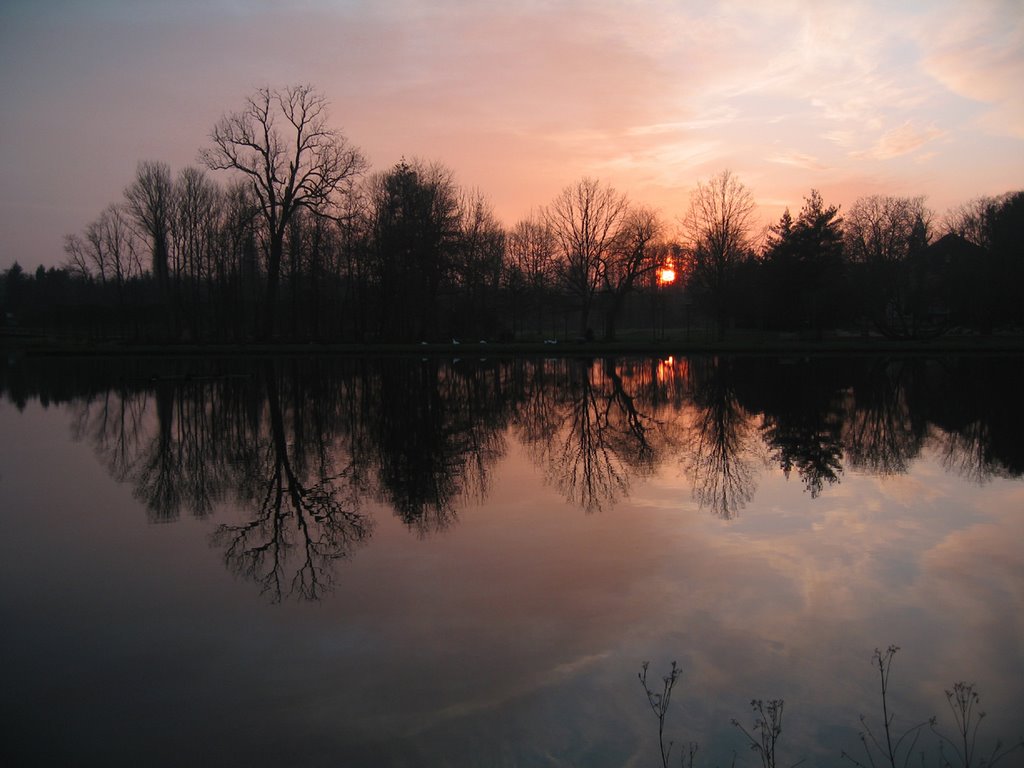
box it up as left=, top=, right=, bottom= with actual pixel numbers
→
left=1, top=354, right=1021, bottom=767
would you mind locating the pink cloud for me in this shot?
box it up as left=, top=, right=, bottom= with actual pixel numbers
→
left=856, top=121, right=945, bottom=160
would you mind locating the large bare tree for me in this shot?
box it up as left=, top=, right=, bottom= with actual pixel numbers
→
left=201, top=85, right=366, bottom=337
left=546, top=178, right=629, bottom=337
left=681, top=170, right=756, bottom=337
left=124, top=160, right=174, bottom=293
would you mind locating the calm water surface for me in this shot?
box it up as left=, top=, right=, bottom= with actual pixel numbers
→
left=1, top=355, right=1021, bottom=766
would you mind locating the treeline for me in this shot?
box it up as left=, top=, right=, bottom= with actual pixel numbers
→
left=1, top=85, right=1022, bottom=342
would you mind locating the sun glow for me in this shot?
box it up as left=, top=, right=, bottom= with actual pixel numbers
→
left=657, top=261, right=677, bottom=285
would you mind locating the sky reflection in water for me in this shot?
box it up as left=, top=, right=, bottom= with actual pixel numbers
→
left=0, top=355, right=1021, bottom=767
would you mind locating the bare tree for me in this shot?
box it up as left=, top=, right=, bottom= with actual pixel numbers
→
left=63, top=233, right=93, bottom=281
left=124, top=160, right=174, bottom=293
left=844, top=195, right=930, bottom=266
left=216, top=179, right=260, bottom=338
left=171, top=166, right=222, bottom=337
left=939, top=192, right=1024, bottom=250
left=102, top=205, right=141, bottom=295
left=680, top=170, right=757, bottom=337
left=456, top=189, right=505, bottom=290
left=844, top=195, right=933, bottom=336
left=942, top=196, right=993, bottom=248
left=602, top=204, right=662, bottom=340
left=201, top=84, right=366, bottom=338
left=64, top=205, right=139, bottom=290
left=334, top=178, right=374, bottom=340
left=546, top=178, right=629, bottom=337
left=455, top=189, right=505, bottom=337
left=504, top=214, right=557, bottom=337
left=506, top=215, right=556, bottom=289
left=63, top=204, right=140, bottom=332
left=213, top=368, right=372, bottom=602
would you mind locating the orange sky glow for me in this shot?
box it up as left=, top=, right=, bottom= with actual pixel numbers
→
left=1, top=0, right=1022, bottom=269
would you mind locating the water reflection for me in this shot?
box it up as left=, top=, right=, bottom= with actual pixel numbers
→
left=210, top=362, right=372, bottom=601
left=516, top=358, right=677, bottom=512
left=685, top=357, right=762, bottom=518
left=372, top=357, right=510, bottom=532
left=2, top=354, right=1021, bottom=599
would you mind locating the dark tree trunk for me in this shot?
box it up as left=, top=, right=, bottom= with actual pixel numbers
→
left=263, top=235, right=283, bottom=340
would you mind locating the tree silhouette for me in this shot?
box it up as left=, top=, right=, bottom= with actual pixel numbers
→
left=124, top=160, right=174, bottom=303
left=503, top=215, right=557, bottom=337
left=63, top=204, right=142, bottom=333
left=985, top=191, right=1024, bottom=329
left=601, top=205, right=662, bottom=341
left=11, top=353, right=1024, bottom=608
left=548, top=362, right=632, bottom=512
left=844, top=195, right=935, bottom=338
left=763, top=189, right=846, bottom=335
left=201, top=84, right=367, bottom=338
left=368, top=159, right=461, bottom=341
left=547, top=178, right=630, bottom=338
left=451, top=189, right=506, bottom=338
left=681, top=170, right=757, bottom=339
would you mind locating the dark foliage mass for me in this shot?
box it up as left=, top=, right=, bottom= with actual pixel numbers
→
left=2, top=85, right=1021, bottom=343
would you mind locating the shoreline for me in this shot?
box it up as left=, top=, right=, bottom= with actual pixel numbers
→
left=3, top=331, right=1023, bottom=358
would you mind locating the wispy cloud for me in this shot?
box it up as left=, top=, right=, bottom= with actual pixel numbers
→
left=626, top=109, right=741, bottom=136
left=598, top=140, right=726, bottom=177
left=766, top=151, right=827, bottom=171
left=855, top=121, right=945, bottom=160
left=822, top=130, right=858, bottom=150
left=915, top=0, right=1024, bottom=138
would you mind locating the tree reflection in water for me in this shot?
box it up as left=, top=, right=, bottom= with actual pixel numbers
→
left=926, top=357, right=1024, bottom=482
left=684, top=357, right=761, bottom=519
left=371, top=358, right=510, bottom=534
left=740, top=357, right=848, bottom=499
left=843, top=358, right=925, bottom=476
left=4, top=353, right=1020, bottom=600
left=211, top=363, right=372, bottom=601
left=516, top=358, right=681, bottom=512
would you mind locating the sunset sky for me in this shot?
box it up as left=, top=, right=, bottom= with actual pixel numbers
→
left=2, top=0, right=1022, bottom=270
